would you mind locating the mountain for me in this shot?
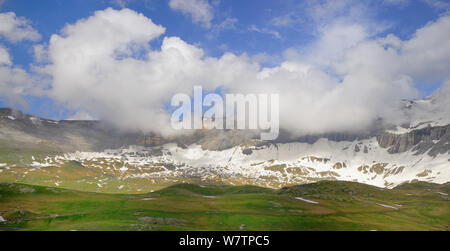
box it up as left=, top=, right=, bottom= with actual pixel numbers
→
left=0, top=96, right=449, bottom=193
left=0, top=108, right=260, bottom=152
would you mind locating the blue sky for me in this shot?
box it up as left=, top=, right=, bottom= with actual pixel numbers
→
left=0, top=0, right=449, bottom=121
left=3, top=0, right=445, bottom=61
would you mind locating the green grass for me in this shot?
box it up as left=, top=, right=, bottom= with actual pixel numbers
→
left=0, top=148, right=58, bottom=165
left=0, top=181, right=448, bottom=231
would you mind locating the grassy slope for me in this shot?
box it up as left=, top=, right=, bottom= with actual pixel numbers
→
left=0, top=148, right=187, bottom=193
left=0, top=181, right=448, bottom=231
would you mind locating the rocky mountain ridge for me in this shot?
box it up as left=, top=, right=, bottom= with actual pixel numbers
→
left=2, top=106, right=449, bottom=156
left=0, top=103, right=449, bottom=191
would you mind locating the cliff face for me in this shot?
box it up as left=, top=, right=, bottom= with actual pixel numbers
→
left=2, top=107, right=450, bottom=156
left=376, top=125, right=450, bottom=156
left=0, top=108, right=260, bottom=152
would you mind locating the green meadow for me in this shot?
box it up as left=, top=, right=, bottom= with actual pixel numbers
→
left=0, top=181, right=448, bottom=231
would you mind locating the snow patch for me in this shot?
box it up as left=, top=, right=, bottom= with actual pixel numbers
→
left=376, top=203, right=398, bottom=210
left=295, top=197, right=319, bottom=204
left=22, top=137, right=450, bottom=190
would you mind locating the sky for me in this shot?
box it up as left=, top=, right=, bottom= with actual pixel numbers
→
left=0, top=0, right=450, bottom=136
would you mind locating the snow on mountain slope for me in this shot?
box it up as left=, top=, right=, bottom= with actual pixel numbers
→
left=24, top=135, right=449, bottom=189
left=1, top=92, right=449, bottom=190
left=388, top=88, right=450, bottom=134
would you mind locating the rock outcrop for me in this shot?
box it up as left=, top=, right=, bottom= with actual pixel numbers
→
left=377, top=125, right=450, bottom=156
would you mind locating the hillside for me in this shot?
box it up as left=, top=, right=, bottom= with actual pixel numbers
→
left=0, top=181, right=448, bottom=231
left=1, top=101, right=449, bottom=192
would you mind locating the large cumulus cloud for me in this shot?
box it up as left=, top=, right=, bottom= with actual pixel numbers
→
left=37, top=8, right=450, bottom=137
left=2, top=6, right=449, bottom=138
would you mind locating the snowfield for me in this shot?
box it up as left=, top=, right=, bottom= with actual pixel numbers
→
left=25, top=135, right=450, bottom=189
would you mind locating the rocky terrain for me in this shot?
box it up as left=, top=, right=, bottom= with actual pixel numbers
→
left=0, top=96, right=449, bottom=192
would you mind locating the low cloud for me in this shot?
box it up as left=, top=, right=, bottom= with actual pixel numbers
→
left=66, top=111, right=96, bottom=121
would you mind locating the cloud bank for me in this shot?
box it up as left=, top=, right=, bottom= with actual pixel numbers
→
left=2, top=5, right=450, bottom=138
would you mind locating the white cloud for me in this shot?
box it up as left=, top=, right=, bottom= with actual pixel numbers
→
left=383, top=0, right=411, bottom=6
left=169, top=0, right=213, bottom=28
left=207, top=17, right=237, bottom=38
left=251, top=53, right=281, bottom=65
left=44, top=8, right=180, bottom=135
left=307, top=22, right=369, bottom=67
left=0, top=12, right=42, bottom=107
left=0, top=12, right=41, bottom=43
left=26, top=8, right=450, bottom=138
left=0, top=45, right=11, bottom=65
left=288, top=0, right=389, bottom=73
left=110, top=0, right=128, bottom=8
left=108, top=0, right=157, bottom=10
left=383, top=0, right=450, bottom=10
left=249, top=25, right=281, bottom=39
left=66, top=111, right=96, bottom=121
left=306, top=0, right=361, bottom=24
left=271, top=13, right=300, bottom=27
left=422, top=0, right=450, bottom=10
left=32, top=44, right=48, bottom=63
left=333, top=15, right=450, bottom=83
left=401, top=15, right=450, bottom=81
left=0, top=46, right=40, bottom=107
